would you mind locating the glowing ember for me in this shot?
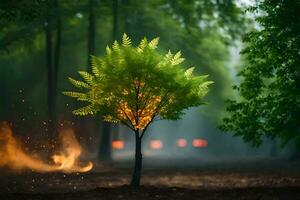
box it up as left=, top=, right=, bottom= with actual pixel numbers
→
left=149, top=140, right=163, bottom=150
left=108, top=80, right=164, bottom=131
left=0, top=122, right=93, bottom=173
left=192, top=138, right=208, bottom=148
left=177, top=138, right=187, bottom=148
left=112, top=140, right=125, bottom=149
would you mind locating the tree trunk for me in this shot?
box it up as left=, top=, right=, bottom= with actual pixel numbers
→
left=130, top=132, right=142, bottom=187
left=112, top=0, right=119, bottom=40
left=44, top=5, right=54, bottom=137
left=44, top=0, right=61, bottom=139
left=87, top=0, right=95, bottom=70
left=99, top=121, right=112, bottom=161
left=122, top=0, right=131, bottom=35
left=98, top=0, right=120, bottom=161
left=53, top=0, right=61, bottom=112
left=270, top=139, right=278, bottom=157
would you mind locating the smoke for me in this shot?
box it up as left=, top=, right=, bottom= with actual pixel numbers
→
left=0, top=122, right=92, bottom=173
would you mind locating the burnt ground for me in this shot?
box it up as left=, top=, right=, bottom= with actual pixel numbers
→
left=0, top=158, right=300, bottom=200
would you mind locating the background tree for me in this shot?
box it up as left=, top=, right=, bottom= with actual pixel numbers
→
left=220, top=1, right=300, bottom=149
left=45, top=0, right=63, bottom=136
left=63, top=34, right=213, bottom=186
left=98, top=0, right=119, bottom=161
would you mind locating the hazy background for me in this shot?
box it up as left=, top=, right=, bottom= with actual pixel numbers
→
left=0, top=0, right=294, bottom=164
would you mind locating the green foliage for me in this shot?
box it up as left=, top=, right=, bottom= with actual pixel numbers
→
left=220, top=1, right=300, bottom=148
left=0, top=0, right=246, bottom=135
left=64, top=34, right=213, bottom=133
left=164, top=0, right=247, bottom=42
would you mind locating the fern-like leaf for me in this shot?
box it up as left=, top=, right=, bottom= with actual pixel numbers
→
left=171, top=51, right=185, bottom=65
left=68, top=77, right=90, bottom=89
left=165, top=50, right=173, bottom=61
left=90, top=56, right=101, bottom=77
left=197, top=81, right=214, bottom=97
left=137, top=37, right=148, bottom=52
left=122, top=33, right=131, bottom=47
left=62, top=91, right=87, bottom=99
left=174, top=51, right=181, bottom=60
left=106, top=45, right=112, bottom=55
left=148, top=37, right=159, bottom=49
left=112, top=41, right=120, bottom=51
left=184, top=67, right=195, bottom=79
left=72, top=105, right=95, bottom=116
left=103, top=115, right=119, bottom=123
left=78, top=71, right=94, bottom=85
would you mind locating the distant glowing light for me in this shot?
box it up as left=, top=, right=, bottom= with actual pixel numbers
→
left=192, top=139, right=208, bottom=148
left=112, top=140, right=125, bottom=149
left=177, top=138, right=187, bottom=148
left=150, top=140, right=163, bottom=150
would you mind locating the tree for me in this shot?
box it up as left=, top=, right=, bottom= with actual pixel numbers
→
left=220, top=1, right=300, bottom=149
left=87, top=0, right=96, bottom=70
left=63, top=34, right=213, bottom=186
left=44, top=0, right=63, bottom=137
left=116, top=0, right=246, bottom=122
left=98, top=0, right=120, bottom=162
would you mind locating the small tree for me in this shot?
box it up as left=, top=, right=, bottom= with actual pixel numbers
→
left=63, top=34, right=213, bottom=187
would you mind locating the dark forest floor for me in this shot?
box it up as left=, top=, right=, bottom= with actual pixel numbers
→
left=0, top=158, right=300, bottom=200
left=2, top=186, right=300, bottom=200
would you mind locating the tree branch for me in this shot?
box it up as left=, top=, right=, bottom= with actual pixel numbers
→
left=120, top=120, right=135, bottom=132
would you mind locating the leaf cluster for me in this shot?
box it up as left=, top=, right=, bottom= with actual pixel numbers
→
left=64, top=34, right=213, bottom=133
left=220, top=0, right=300, bottom=147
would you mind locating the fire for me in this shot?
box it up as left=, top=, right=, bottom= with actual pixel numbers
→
left=0, top=122, right=93, bottom=173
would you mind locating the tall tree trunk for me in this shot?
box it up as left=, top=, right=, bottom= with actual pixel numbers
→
left=112, top=0, right=119, bottom=40
left=53, top=0, right=61, bottom=112
left=44, top=0, right=61, bottom=139
left=99, top=0, right=121, bottom=161
left=87, top=0, right=95, bottom=70
left=85, top=0, right=104, bottom=158
left=130, top=132, right=143, bottom=187
left=122, top=0, right=131, bottom=35
left=45, top=4, right=54, bottom=136
left=99, top=121, right=112, bottom=160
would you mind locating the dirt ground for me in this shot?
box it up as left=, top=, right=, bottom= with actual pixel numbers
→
left=0, top=159, right=300, bottom=200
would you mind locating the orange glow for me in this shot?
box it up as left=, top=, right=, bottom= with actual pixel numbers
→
left=149, top=140, right=163, bottom=150
left=177, top=138, right=187, bottom=148
left=113, top=80, right=162, bottom=131
left=117, top=95, right=161, bottom=130
left=112, top=140, right=125, bottom=149
left=192, top=139, right=208, bottom=148
left=0, top=122, right=93, bottom=173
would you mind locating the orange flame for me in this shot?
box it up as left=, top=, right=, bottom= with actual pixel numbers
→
left=0, top=122, right=93, bottom=173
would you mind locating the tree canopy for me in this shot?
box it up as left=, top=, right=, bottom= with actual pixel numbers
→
left=220, top=0, right=300, bottom=148
left=64, top=34, right=213, bottom=134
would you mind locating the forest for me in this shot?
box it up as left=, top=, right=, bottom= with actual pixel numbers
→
left=0, top=0, right=300, bottom=199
